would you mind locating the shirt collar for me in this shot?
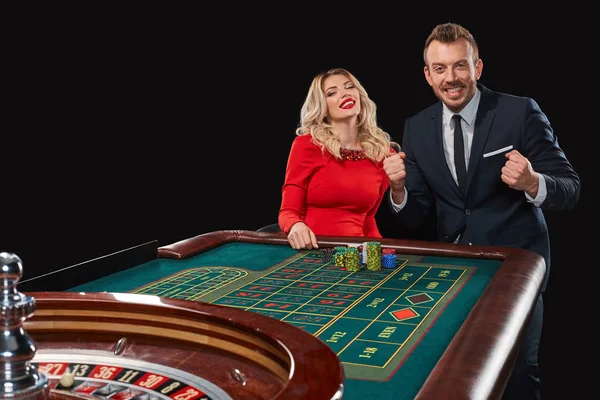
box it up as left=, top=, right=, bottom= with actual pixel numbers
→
left=443, top=87, right=481, bottom=127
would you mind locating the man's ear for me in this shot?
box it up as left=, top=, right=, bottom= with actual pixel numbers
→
left=475, top=59, right=483, bottom=80
left=424, top=66, right=433, bottom=87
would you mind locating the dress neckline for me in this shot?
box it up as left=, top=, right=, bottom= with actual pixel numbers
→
left=340, top=147, right=367, bottom=161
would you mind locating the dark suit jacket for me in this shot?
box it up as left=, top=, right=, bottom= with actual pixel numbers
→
left=390, top=84, right=580, bottom=290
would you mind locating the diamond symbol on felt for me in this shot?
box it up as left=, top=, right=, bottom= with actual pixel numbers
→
left=406, top=293, right=433, bottom=305
left=390, top=307, right=420, bottom=322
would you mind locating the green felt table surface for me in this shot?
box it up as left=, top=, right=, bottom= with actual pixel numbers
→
left=69, top=242, right=501, bottom=400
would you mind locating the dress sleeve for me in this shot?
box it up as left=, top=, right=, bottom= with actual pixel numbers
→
left=363, top=160, right=390, bottom=238
left=278, top=136, right=318, bottom=233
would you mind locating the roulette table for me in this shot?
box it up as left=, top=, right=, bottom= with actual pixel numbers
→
left=16, top=230, right=546, bottom=399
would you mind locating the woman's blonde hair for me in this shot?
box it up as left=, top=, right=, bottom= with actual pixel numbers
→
left=296, top=68, right=398, bottom=161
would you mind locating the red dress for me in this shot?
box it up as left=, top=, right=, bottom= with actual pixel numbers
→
left=278, top=134, right=390, bottom=238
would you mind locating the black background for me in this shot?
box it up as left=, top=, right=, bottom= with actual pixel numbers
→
left=3, top=5, right=592, bottom=398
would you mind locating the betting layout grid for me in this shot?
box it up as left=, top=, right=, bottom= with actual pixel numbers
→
left=207, top=245, right=467, bottom=380
left=127, top=242, right=472, bottom=381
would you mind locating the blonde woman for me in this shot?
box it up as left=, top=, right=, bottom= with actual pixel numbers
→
left=278, top=68, right=399, bottom=249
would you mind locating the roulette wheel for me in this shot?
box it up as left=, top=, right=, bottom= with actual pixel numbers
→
left=0, top=252, right=344, bottom=400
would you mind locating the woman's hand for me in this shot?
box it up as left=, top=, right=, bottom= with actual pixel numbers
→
left=287, top=222, right=319, bottom=250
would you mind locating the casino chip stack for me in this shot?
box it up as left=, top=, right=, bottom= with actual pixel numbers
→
left=322, top=248, right=334, bottom=263
left=382, top=254, right=397, bottom=268
left=348, top=243, right=362, bottom=265
left=366, top=241, right=382, bottom=271
left=334, top=246, right=347, bottom=254
left=381, top=247, right=397, bottom=268
left=382, top=248, right=396, bottom=256
left=334, top=247, right=347, bottom=268
left=344, top=247, right=361, bottom=272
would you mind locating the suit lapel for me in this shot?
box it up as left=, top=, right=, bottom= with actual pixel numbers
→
left=430, top=104, right=463, bottom=197
left=467, top=84, right=496, bottom=193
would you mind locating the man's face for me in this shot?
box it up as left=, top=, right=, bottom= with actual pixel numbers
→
left=424, top=38, right=482, bottom=113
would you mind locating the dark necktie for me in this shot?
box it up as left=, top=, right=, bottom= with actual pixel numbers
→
left=452, top=114, right=467, bottom=194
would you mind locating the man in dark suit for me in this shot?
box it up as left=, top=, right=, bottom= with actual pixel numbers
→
left=383, top=23, right=580, bottom=399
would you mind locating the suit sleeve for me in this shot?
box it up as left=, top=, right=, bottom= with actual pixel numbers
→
left=278, top=136, right=317, bottom=233
left=522, top=98, right=580, bottom=210
left=390, top=118, right=434, bottom=227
